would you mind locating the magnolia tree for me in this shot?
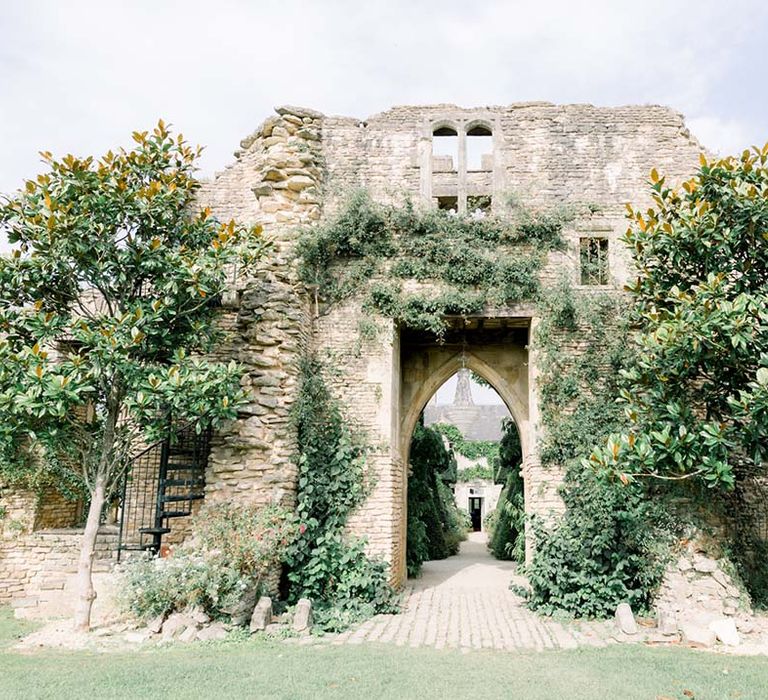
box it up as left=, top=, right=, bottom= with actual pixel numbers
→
left=0, top=122, right=264, bottom=630
left=589, top=146, right=768, bottom=490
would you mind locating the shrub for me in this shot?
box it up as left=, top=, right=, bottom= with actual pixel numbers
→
left=487, top=418, right=525, bottom=563
left=118, top=504, right=297, bottom=621
left=526, top=467, right=674, bottom=617
left=406, top=423, right=467, bottom=577
left=488, top=469, right=525, bottom=563
left=307, top=538, right=398, bottom=632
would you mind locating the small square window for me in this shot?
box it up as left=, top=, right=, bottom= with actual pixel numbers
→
left=435, top=196, right=458, bottom=213
left=580, top=237, right=609, bottom=286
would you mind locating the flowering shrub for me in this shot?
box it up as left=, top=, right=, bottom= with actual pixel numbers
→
left=118, top=504, right=298, bottom=620
left=193, top=503, right=299, bottom=581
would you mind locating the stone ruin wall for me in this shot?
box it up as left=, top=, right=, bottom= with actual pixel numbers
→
left=305, top=103, right=706, bottom=578
left=196, top=106, right=322, bottom=510
left=0, top=102, right=712, bottom=607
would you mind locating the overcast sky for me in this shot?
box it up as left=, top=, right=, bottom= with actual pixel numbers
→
left=2, top=0, right=767, bottom=202
left=3, top=0, right=765, bottom=406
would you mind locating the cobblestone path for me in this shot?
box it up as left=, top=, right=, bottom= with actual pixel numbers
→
left=327, top=532, right=622, bottom=651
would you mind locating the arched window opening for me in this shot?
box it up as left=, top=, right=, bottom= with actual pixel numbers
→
left=466, top=124, right=493, bottom=172
left=432, top=126, right=458, bottom=173
left=406, top=368, right=524, bottom=577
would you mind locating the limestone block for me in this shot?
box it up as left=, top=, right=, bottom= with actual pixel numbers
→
left=293, top=598, right=312, bottom=633
left=296, top=129, right=320, bottom=141
left=162, top=612, right=194, bottom=640
left=147, top=613, right=165, bottom=634
left=709, top=618, right=740, bottom=646
left=179, top=625, right=200, bottom=643
left=250, top=596, right=273, bottom=632
left=225, top=587, right=259, bottom=627
left=275, top=105, right=324, bottom=120
left=252, top=184, right=273, bottom=197
left=736, top=618, right=755, bottom=635
left=693, top=556, right=717, bottom=573
left=286, top=175, right=315, bottom=191
left=197, top=622, right=229, bottom=641
left=263, top=168, right=286, bottom=182
left=680, top=622, right=716, bottom=647
left=656, top=608, right=678, bottom=636
left=189, top=606, right=211, bottom=625
left=614, top=603, right=638, bottom=635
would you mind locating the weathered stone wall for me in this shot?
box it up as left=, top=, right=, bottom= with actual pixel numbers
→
left=0, top=483, right=116, bottom=617
left=2, top=527, right=117, bottom=619
left=33, top=486, right=86, bottom=531
left=0, top=103, right=708, bottom=608
left=199, top=102, right=705, bottom=584
left=198, top=105, right=322, bottom=508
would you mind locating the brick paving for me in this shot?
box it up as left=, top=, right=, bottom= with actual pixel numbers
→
left=328, top=532, right=622, bottom=651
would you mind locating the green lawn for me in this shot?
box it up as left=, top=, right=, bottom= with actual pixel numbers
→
left=1, top=608, right=767, bottom=699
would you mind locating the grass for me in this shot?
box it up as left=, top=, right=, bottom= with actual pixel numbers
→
left=1, top=608, right=767, bottom=699
left=0, top=607, right=37, bottom=650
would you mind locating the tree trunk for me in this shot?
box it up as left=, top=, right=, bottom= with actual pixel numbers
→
left=74, top=474, right=106, bottom=632
left=74, top=384, right=121, bottom=632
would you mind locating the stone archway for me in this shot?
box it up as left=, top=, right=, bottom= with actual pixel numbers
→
left=395, top=320, right=536, bottom=584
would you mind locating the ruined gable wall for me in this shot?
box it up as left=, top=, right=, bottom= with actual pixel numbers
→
left=308, top=104, right=705, bottom=578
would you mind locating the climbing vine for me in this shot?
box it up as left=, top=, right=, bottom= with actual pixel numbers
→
left=285, top=354, right=399, bottom=631
left=297, top=190, right=579, bottom=336
left=432, top=423, right=499, bottom=465
left=296, top=188, right=679, bottom=617
left=526, top=279, right=679, bottom=615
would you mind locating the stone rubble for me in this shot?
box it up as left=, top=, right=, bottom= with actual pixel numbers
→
left=680, top=622, right=717, bottom=648
left=709, top=618, right=741, bottom=647
left=655, top=535, right=754, bottom=646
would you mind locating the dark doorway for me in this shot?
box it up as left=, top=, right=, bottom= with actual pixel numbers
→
left=468, top=496, right=483, bottom=531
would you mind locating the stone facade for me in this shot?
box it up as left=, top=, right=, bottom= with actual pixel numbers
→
left=198, top=102, right=704, bottom=584
left=0, top=102, right=707, bottom=607
left=0, top=484, right=117, bottom=618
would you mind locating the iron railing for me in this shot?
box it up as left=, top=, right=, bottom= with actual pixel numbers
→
left=117, top=419, right=211, bottom=560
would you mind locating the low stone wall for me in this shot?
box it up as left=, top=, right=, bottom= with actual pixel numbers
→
left=33, top=487, right=83, bottom=530
left=1, top=526, right=118, bottom=620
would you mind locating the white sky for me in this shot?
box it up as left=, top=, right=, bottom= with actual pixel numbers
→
left=2, top=0, right=767, bottom=247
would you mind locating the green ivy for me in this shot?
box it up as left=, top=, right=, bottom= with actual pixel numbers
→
left=285, top=355, right=399, bottom=631
left=432, top=423, right=500, bottom=464
left=526, top=466, right=675, bottom=617
left=535, top=280, right=633, bottom=469
left=456, top=465, right=494, bottom=481
left=297, top=191, right=576, bottom=336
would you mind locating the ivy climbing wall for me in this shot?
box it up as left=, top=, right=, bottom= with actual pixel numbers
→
left=197, top=102, right=706, bottom=585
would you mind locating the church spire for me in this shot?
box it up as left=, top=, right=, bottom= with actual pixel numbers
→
left=453, top=368, right=474, bottom=406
